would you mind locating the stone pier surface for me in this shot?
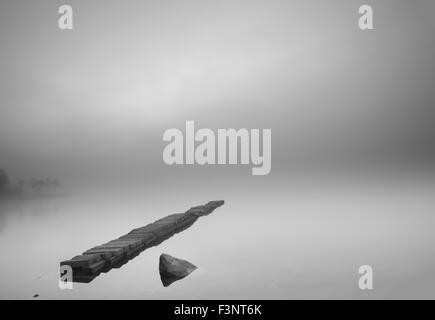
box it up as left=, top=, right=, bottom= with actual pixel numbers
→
left=60, top=200, right=224, bottom=283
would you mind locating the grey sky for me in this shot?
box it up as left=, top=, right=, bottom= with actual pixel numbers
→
left=0, top=0, right=434, bottom=182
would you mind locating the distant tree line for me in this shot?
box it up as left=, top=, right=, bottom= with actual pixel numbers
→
left=30, top=178, right=60, bottom=189
left=0, top=168, right=60, bottom=197
left=0, top=169, right=9, bottom=194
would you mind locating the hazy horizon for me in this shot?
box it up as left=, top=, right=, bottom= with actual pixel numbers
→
left=1, top=0, right=435, bottom=299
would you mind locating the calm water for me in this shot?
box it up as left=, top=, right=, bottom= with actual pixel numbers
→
left=1, top=174, right=435, bottom=299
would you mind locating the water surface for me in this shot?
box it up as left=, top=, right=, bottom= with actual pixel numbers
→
left=1, top=174, right=435, bottom=299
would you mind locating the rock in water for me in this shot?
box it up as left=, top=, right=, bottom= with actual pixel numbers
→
left=159, top=253, right=197, bottom=287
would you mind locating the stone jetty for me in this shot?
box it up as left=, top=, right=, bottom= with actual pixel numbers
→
left=60, top=200, right=224, bottom=283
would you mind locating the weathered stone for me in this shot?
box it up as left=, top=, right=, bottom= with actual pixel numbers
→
left=60, top=201, right=224, bottom=283
left=60, top=254, right=102, bottom=268
left=84, top=247, right=125, bottom=257
left=159, top=253, right=197, bottom=287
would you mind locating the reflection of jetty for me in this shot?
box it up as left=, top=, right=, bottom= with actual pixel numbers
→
left=60, top=201, right=224, bottom=283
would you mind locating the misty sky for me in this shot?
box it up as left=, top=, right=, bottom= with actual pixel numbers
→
left=0, top=0, right=434, bottom=183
